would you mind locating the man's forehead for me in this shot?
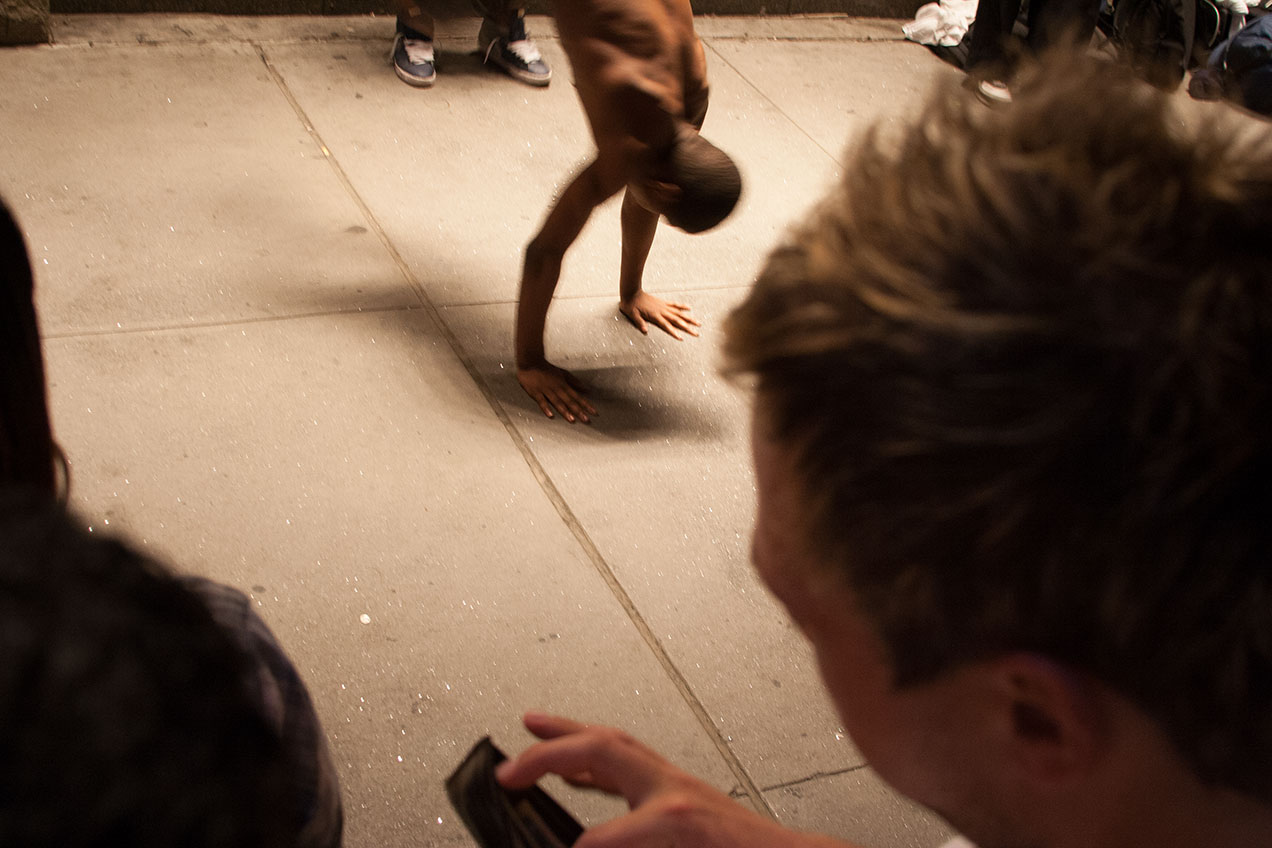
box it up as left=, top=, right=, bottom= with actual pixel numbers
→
left=749, top=404, right=818, bottom=565
left=749, top=399, right=799, bottom=499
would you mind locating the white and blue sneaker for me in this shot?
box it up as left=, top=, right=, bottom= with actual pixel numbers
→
left=391, top=25, right=436, bottom=88
left=478, top=12, right=551, bottom=87
left=976, top=78, right=1012, bottom=105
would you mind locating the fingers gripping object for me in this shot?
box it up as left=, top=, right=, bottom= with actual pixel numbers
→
left=446, top=737, right=585, bottom=848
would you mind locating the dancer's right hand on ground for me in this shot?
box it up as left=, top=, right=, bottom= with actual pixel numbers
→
left=518, top=363, right=597, bottom=423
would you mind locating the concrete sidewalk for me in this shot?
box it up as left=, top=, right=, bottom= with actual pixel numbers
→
left=0, top=14, right=958, bottom=847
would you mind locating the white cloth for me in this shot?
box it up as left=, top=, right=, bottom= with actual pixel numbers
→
left=903, top=0, right=979, bottom=47
left=1214, top=0, right=1272, bottom=12
left=1213, top=0, right=1249, bottom=16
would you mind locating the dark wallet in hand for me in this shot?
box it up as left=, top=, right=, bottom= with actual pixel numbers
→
left=445, top=736, right=585, bottom=848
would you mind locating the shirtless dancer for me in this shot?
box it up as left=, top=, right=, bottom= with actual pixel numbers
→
left=514, top=0, right=741, bottom=422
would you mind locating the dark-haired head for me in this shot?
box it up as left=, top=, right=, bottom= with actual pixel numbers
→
left=0, top=499, right=292, bottom=848
left=0, top=198, right=58, bottom=501
left=663, top=132, right=742, bottom=234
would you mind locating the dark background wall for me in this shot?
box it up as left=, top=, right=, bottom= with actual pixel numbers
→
left=50, top=0, right=920, bottom=17
left=5, top=0, right=51, bottom=42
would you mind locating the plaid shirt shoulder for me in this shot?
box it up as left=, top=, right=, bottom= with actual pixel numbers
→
left=181, top=576, right=344, bottom=848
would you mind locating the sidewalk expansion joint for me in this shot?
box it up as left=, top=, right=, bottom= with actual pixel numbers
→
left=704, top=40, right=842, bottom=166
left=254, top=41, right=778, bottom=822
left=40, top=304, right=421, bottom=341
left=758, top=763, right=871, bottom=794
left=726, top=763, right=870, bottom=799
left=445, top=279, right=751, bottom=309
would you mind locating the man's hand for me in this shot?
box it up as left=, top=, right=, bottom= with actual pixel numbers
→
left=497, top=712, right=848, bottom=848
left=619, top=292, right=701, bottom=340
left=517, top=364, right=598, bottom=424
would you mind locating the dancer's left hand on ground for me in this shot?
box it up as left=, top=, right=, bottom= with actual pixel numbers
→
left=620, top=292, right=701, bottom=340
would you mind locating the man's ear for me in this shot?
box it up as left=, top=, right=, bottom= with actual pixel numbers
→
left=991, top=654, right=1108, bottom=785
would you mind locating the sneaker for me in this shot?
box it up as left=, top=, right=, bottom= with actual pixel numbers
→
left=975, top=78, right=1012, bottom=106
left=391, top=27, right=436, bottom=88
left=478, top=12, right=551, bottom=87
